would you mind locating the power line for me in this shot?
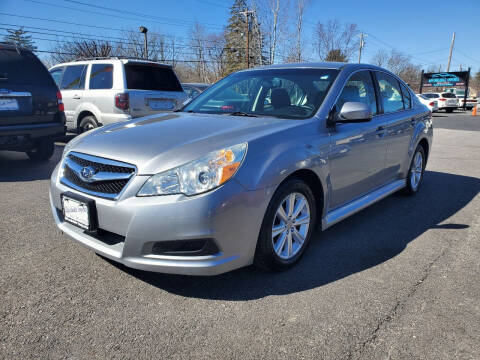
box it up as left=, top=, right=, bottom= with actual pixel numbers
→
left=0, top=14, right=230, bottom=48
left=61, top=0, right=223, bottom=28
left=22, top=0, right=224, bottom=30
left=0, top=24, right=274, bottom=56
left=455, top=49, right=480, bottom=64
left=33, top=48, right=224, bottom=63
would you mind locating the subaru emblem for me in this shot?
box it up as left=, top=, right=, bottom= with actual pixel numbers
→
left=80, top=166, right=96, bottom=180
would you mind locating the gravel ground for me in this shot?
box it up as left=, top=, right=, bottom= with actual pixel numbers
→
left=1, top=112, right=479, bottom=359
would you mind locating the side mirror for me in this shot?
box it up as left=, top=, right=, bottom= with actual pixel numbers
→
left=336, top=102, right=372, bottom=123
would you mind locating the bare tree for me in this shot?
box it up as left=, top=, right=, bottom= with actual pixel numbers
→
left=370, top=49, right=422, bottom=89
left=314, top=19, right=359, bottom=61
left=293, top=0, right=309, bottom=62
left=188, top=22, right=211, bottom=83
left=50, top=40, right=116, bottom=63
left=255, top=0, right=289, bottom=64
left=371, top=49, right=389, bottom=67
left=386, top=49, right=410, bottom=75
left=117, top=30, right=175, bottom=62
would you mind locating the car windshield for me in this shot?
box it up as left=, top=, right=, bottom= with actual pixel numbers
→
left=181, top=68, right=339, bottom=119
left=423, top=93, right=439, bottom=98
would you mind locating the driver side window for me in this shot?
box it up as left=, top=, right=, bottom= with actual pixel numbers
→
left=335, top=71, right=377, bottom=115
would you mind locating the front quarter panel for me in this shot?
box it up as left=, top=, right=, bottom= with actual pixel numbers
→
left=234, top=121, right=330, bottom=194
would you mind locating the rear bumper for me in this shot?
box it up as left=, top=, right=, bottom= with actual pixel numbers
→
left=0, top=122, right=66, bottom=150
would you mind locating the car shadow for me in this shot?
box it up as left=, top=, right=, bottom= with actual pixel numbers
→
left=0, top=134, right=75, bottom=182
left=107, top=170, right=480, bottom=300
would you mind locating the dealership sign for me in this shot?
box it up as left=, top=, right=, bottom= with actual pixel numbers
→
left=421, top=71, right=469, bottom=87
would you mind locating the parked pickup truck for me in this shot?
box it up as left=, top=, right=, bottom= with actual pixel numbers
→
left=50, top=58, right=187, bottom=133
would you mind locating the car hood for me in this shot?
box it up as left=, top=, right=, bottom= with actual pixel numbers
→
left=69, top=112, right=299, bottom=174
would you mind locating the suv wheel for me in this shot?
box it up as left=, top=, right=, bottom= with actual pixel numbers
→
left=445, top=108, right=454, bottom=113
left=403, top=145, right=426, bottom=195
left=254, top=179, right=317, bottom=271
left=79, top=115, right=99, bottom=133
left=26, top=139, right=54, bottom=161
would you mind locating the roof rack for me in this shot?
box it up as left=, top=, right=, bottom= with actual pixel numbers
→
left=71, top=56, right=172, bottom=65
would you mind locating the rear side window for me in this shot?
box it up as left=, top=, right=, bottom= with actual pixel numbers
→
left=124, top=64, right=182, bottom=91
left=336, top=71, right=377, bottom=115
left=61, top=65, right=87, bottom=90
left=400, top=83, right=412, bottom=109
left=0, top=47, right=54, bottom=86
left=50, top=68, right=63, bottom=87
left=376, top=72, right=404, bottom=113
left=89, top=64, right=113, bottom=89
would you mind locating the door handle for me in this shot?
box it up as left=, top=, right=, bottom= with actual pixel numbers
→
left=73, top=95, right=81, bottom=100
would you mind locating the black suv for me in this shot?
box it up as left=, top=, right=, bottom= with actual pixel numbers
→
left=0, top=43, right=65, bottom=161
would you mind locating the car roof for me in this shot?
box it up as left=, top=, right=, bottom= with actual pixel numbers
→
left=239, top=62, right=386, bottom=72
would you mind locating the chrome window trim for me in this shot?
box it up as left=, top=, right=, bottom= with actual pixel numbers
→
left=330, top=68, right=382, bottom=120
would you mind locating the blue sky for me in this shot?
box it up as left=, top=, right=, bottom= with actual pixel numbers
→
left=1, top=0, right=479, bottom=74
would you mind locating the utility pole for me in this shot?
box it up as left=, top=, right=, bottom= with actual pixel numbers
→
left=358, top=33, right=365, bottom=63
left=240, top=10, right=253, bottom=68
left=446, top=32, right=455, bottom=72
left=139, top=26, right=148, bottom=60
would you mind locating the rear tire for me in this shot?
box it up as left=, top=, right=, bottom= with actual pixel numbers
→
left=445, top=108, right=454, bottom=113
left=79, top=115, right=99, bottom=133
left=402, top=145, right=426, bottom=195
left=26, top=139, right=54, bottom=161
left=254, top=179, right=317, bottom=271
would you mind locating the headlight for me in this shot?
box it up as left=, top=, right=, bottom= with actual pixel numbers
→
left=137, top=143, right=247, bottom=196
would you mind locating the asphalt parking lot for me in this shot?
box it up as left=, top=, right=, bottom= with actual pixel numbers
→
left=1, top=111, right=479, bottom=359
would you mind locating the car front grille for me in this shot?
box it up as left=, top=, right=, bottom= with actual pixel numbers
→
left=60, top=152, right=136, bottom=199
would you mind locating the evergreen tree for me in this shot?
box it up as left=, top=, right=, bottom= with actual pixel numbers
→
left=325, top=49, right=347, bottom=62
left=223, top=0, right=266, bottom=76
left=3, top=28, right=37, bottom=51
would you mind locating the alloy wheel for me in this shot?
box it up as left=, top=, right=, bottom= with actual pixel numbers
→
left=271, top=192, right=310, bottom=260
left=410, top=151, right=423, bottom=190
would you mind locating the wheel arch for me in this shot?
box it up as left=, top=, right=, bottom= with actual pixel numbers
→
left=277, top=168, right=325, bottom=220
left=418, top=137, right=429, bottom=161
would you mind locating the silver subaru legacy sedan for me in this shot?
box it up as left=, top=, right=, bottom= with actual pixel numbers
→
left=49, top=63, right=433, bottom=275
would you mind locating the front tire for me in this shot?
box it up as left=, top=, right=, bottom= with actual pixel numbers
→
left=254, top=179, right=317, bottom=271
left=26, top=139, right=54, bottom=161
left=403, top=145, right=426, bottom=195
left=79, top=115, right=99, bottom=133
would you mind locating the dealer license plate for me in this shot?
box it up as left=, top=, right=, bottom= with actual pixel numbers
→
left=62, top=195, right=90, bottom=229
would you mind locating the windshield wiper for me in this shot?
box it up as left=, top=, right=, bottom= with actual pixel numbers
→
left=227, top=111, right=258, bottom=117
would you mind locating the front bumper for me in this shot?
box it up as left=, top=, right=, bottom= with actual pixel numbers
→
left=49, top=162, right=273, bottom=275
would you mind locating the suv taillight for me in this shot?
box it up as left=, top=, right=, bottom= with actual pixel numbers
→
left=439, top=98, right=446, bottom=101
left=115, top=93, right=129, bottom=110
left=429, top=102, right=435, bottom=106
left=57, top=91, right=64, bottom=112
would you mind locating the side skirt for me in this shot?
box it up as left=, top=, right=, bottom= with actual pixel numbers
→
left=322, top=179, right=406, bottom=230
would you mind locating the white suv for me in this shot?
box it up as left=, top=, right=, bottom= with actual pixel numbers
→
left=49, top=58, right=187, bottom=133
left=421, top=92, right=458, bottom=113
